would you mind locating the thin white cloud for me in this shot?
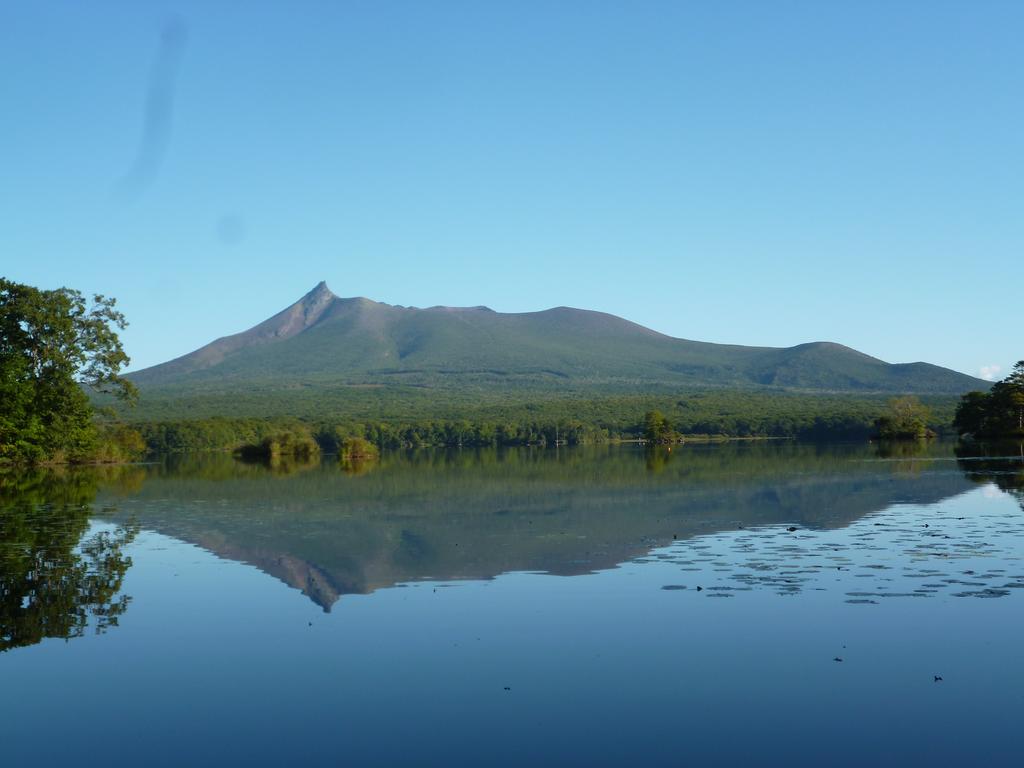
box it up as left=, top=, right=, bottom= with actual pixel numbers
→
left=980, top=364, right=1002, bottom=381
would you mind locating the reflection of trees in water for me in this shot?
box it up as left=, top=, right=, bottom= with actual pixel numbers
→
left=644, top=446, right=674, bottom=473
left=870, top=439, right=946, bottom=476
left=235, top=453, right=321, bottom=477
left=872, top=440, right=933, bottom=459
left=955, top=441, right=1024, bottom=510
left=0, top=469, right=137, bottom=652
left=339, top=456, right=378, bottom=476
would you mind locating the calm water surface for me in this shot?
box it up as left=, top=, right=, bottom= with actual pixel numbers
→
left=3, top=442, right=1024, bottom=766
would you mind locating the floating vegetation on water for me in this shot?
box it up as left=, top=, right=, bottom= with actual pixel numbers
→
left=649, top=489, right=1024, bottom=604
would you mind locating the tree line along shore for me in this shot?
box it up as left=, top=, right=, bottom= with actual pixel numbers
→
left=128, top=392, right=954, bottom=460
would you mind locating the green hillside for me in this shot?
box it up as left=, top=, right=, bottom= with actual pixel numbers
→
left=125, top=282, right=984, bottom=419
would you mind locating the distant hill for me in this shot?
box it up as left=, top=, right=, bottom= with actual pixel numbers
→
left=128, top=282, right=983, bottom=410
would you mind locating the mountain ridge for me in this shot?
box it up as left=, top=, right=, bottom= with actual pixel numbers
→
left=130, top=282, right=984, bottom=396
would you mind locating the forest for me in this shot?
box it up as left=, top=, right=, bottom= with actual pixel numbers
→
left=128, top=389, right=961, bottom=456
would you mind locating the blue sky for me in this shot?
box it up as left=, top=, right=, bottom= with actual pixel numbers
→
left=3, top=1, right=1021, bottom=377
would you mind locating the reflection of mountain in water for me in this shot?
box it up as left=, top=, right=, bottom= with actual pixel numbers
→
left=97, top=443, right=976, bottom=611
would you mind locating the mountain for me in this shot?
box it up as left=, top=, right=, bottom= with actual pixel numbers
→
left=129, top=282, right=983, bottom=403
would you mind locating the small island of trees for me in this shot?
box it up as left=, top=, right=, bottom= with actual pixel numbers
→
left=234, top=429, right=320, bottom=463
left=875, top=396, right=935, bottom=440
left=337, top=436, right=379, bottom=461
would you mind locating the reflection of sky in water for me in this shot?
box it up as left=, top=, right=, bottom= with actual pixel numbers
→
left=983, top=483, right=1005, bottom=499
left=4, top=482, right=1024, bottom=767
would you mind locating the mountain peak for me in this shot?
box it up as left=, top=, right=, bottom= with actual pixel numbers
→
left=307, top=281, right=336, bottom=300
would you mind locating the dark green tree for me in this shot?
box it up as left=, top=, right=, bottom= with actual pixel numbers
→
left=953, top=391, right=990, bottom=436
left=953, top=361, right=1024, bottom=438
left=1006, top=361, right=1024, bottom=432
left=0, top=278, right=137, bottom=463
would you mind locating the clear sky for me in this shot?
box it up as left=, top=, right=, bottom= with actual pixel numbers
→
left=3, top=1, right=1021, bottom=377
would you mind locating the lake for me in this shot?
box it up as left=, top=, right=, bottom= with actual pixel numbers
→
left=2, top=442, right=1023, bottom=766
